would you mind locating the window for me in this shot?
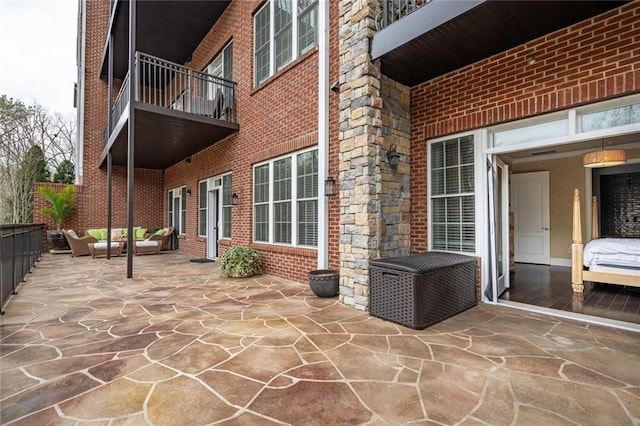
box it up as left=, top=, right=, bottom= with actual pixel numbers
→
left=198, top=181, right=207, bottom=237
left=254, top=0, right=319, bottom=85
left=221, top=174, right=233, bottom=238
left=168, top=187, right=186, bottom=235
left=201, top=42, right=233, bottom=112
left=430, top=136, right=475, bottom=253
left=297, top=149, right=318, bottom=246
left=253, top=148, right=318, bottom=247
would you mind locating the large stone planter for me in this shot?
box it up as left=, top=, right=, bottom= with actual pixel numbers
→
left=308, top=269, right=339, bottom=297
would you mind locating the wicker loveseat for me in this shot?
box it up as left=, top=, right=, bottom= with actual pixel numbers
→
left=63, top=230, right=98, bottom=257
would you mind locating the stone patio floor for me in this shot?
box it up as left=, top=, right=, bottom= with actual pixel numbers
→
left=1, top=252, right=639, bottom=425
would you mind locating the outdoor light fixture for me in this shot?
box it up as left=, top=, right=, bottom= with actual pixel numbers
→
left=185, top=156, right=192, bottom=164
left=583, top=140, right=627, bottom=168
left=387, top=144, right=400, bottom=168
left=231, top=192, right=239, bottom=206
left=186, top=187, right=192, bottom=196
left=324, top=176, right=337, bottom=197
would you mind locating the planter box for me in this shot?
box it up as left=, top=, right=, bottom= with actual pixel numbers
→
left=369, top=252, right=477, bottom=329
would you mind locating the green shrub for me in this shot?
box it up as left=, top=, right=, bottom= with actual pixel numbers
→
left=219, top=246, right=263, bottom=278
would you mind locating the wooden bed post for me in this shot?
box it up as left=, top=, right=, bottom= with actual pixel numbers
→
left=591, top=196, right=599, bottom=240
left=571, top=189, right=584, bottom=292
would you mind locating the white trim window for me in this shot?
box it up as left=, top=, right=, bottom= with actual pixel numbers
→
left=254, top=0, right=319, bottom=85
left=253, top=148, right=318, bottom=247
left=200, top=41, right=233, bottom=113
left=168, top=187, right=186, bottom=235
left=198, top=180, right=208, bottom=237
left=221, top=174, right=233, bottom=239
left=430, top=135, right=475, bottom=253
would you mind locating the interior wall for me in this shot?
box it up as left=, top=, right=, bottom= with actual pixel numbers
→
left=510, top=155, right=585, bottom=260
left=510, top=148, right=640, bottom=260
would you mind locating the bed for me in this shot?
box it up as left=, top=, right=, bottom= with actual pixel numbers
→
left=571, top=188, right=640, bottom=292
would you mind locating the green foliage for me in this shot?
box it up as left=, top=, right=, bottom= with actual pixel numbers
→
left=21, top=145, right=50, bottom=183
left=53, top=160, right=75, bottom=184
left=39, top=185, right=76, bottom=230
left=219, top=246, right=263, bottom=278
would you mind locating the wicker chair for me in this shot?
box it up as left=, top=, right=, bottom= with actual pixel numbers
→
left=63, top=230, right=98, bottom=257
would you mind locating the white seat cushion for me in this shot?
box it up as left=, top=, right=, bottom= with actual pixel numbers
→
left=135, top=240, right=160, bottom=248
left=93, top=242, right=120, bottom=250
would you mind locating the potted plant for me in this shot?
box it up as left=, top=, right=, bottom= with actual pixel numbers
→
left=219, top=246, right=263, bottom=278
left=308, top=269, right=339, bottom=297
left=39, top=185, right=76, bottom=252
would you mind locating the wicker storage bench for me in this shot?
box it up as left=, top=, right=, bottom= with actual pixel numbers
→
left=369, top=252, right=477, bottom=329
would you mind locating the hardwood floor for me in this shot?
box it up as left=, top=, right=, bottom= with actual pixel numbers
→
left=500, top=263, right=640, bottom=324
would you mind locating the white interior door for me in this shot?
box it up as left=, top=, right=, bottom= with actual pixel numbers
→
left=510, top=171, right=550, bottom=265
left=206, top=189, right=219, bottom=259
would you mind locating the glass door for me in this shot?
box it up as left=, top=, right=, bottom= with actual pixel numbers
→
left=488, top=155, right=510, bottom=300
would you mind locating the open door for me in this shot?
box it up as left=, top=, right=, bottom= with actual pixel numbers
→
left=488, top=155, right=510, bottom=300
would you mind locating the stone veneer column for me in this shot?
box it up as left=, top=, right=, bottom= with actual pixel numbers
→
left=338, top=0, right=411, bottom=310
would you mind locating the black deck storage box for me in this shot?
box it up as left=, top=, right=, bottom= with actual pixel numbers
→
left=369, top=252, right=477, bottom=329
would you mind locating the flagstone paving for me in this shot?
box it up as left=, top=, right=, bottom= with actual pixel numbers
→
left=1, top=252, right=639, bottom=425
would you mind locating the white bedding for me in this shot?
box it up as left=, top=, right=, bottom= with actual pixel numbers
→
left=583, top=238, right=640, bottom=268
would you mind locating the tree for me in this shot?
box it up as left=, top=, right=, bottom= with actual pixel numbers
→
left=0, top=95, right=76, bottom=223
left=53, top=159, right=75, bottom=184
left=39, top=185, right=76, bottom=230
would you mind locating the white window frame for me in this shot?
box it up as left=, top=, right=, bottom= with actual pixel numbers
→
left=253, top=147, right=318, bottom=248
left=254, top=0, right=319, bottom=86
left=198, top=180, right=208, bottom=237
left=427, top=133, right=480, bottom=255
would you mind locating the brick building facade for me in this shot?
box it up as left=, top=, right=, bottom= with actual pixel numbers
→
left=37, top=0, right=639, bottom=314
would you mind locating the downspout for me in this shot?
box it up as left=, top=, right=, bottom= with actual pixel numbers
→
left=75, top=0, right=86, bottom=185
left=317, top=0, right=330, bottom=269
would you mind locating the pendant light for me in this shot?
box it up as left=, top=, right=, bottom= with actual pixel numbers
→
left=582, top=140, right=626, bottom=168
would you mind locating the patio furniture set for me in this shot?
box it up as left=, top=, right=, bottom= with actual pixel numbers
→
left=63, top=227, right=174, bottom=258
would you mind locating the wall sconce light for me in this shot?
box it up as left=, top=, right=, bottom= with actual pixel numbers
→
left=185, top=156, right=192, bottom=164
left=387, top=144, right=400, bottom=168
left=324, top=176, right=337, bottom=197
left=186, top=187, right=192, bottom=196
left=231, top=192, right=239, bottom=206
left=330, top=81, right=340, bottom=93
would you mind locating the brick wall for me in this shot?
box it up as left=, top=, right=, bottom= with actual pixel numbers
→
left=409, top=2, right=640, bottom=253
left=78, top=0, right=164, bottom=235
left=161, top=1, right=340, bottom=283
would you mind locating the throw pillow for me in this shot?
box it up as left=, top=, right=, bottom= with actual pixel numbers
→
left=111, top=229, right=122, bottom=240
left=135, top=228, right=147, bottom=239
left=87, top=229, right=101, bottom=240
left=98, top=229, right=108, bottom=240
left=155, top=229, right=166, bottom=236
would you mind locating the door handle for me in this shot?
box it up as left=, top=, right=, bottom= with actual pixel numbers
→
left=542, top=227, right=549, bottom=231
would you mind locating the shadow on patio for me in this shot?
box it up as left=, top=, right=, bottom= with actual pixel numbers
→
left=1, top=252, right=639, bottom=424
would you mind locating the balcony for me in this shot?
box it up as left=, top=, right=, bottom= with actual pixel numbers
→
left=100, top=52, right=239, bottom=170
left=101, top=0, right=231, bottom=80
left=371, top=0, right=629, bottom=86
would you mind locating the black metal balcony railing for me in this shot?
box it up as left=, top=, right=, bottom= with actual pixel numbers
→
left=0, top=224, right=45, bottom=314
left=104, top=52, right=237, bottom=146
left=376, top=0, right=430, bottom=29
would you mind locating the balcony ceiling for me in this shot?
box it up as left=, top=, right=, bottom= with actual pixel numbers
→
left=101, top=0, right=231, bottom=79
left=372, top=0, right=629, bottom=87
left=100, top=104, right=239, bottom=170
